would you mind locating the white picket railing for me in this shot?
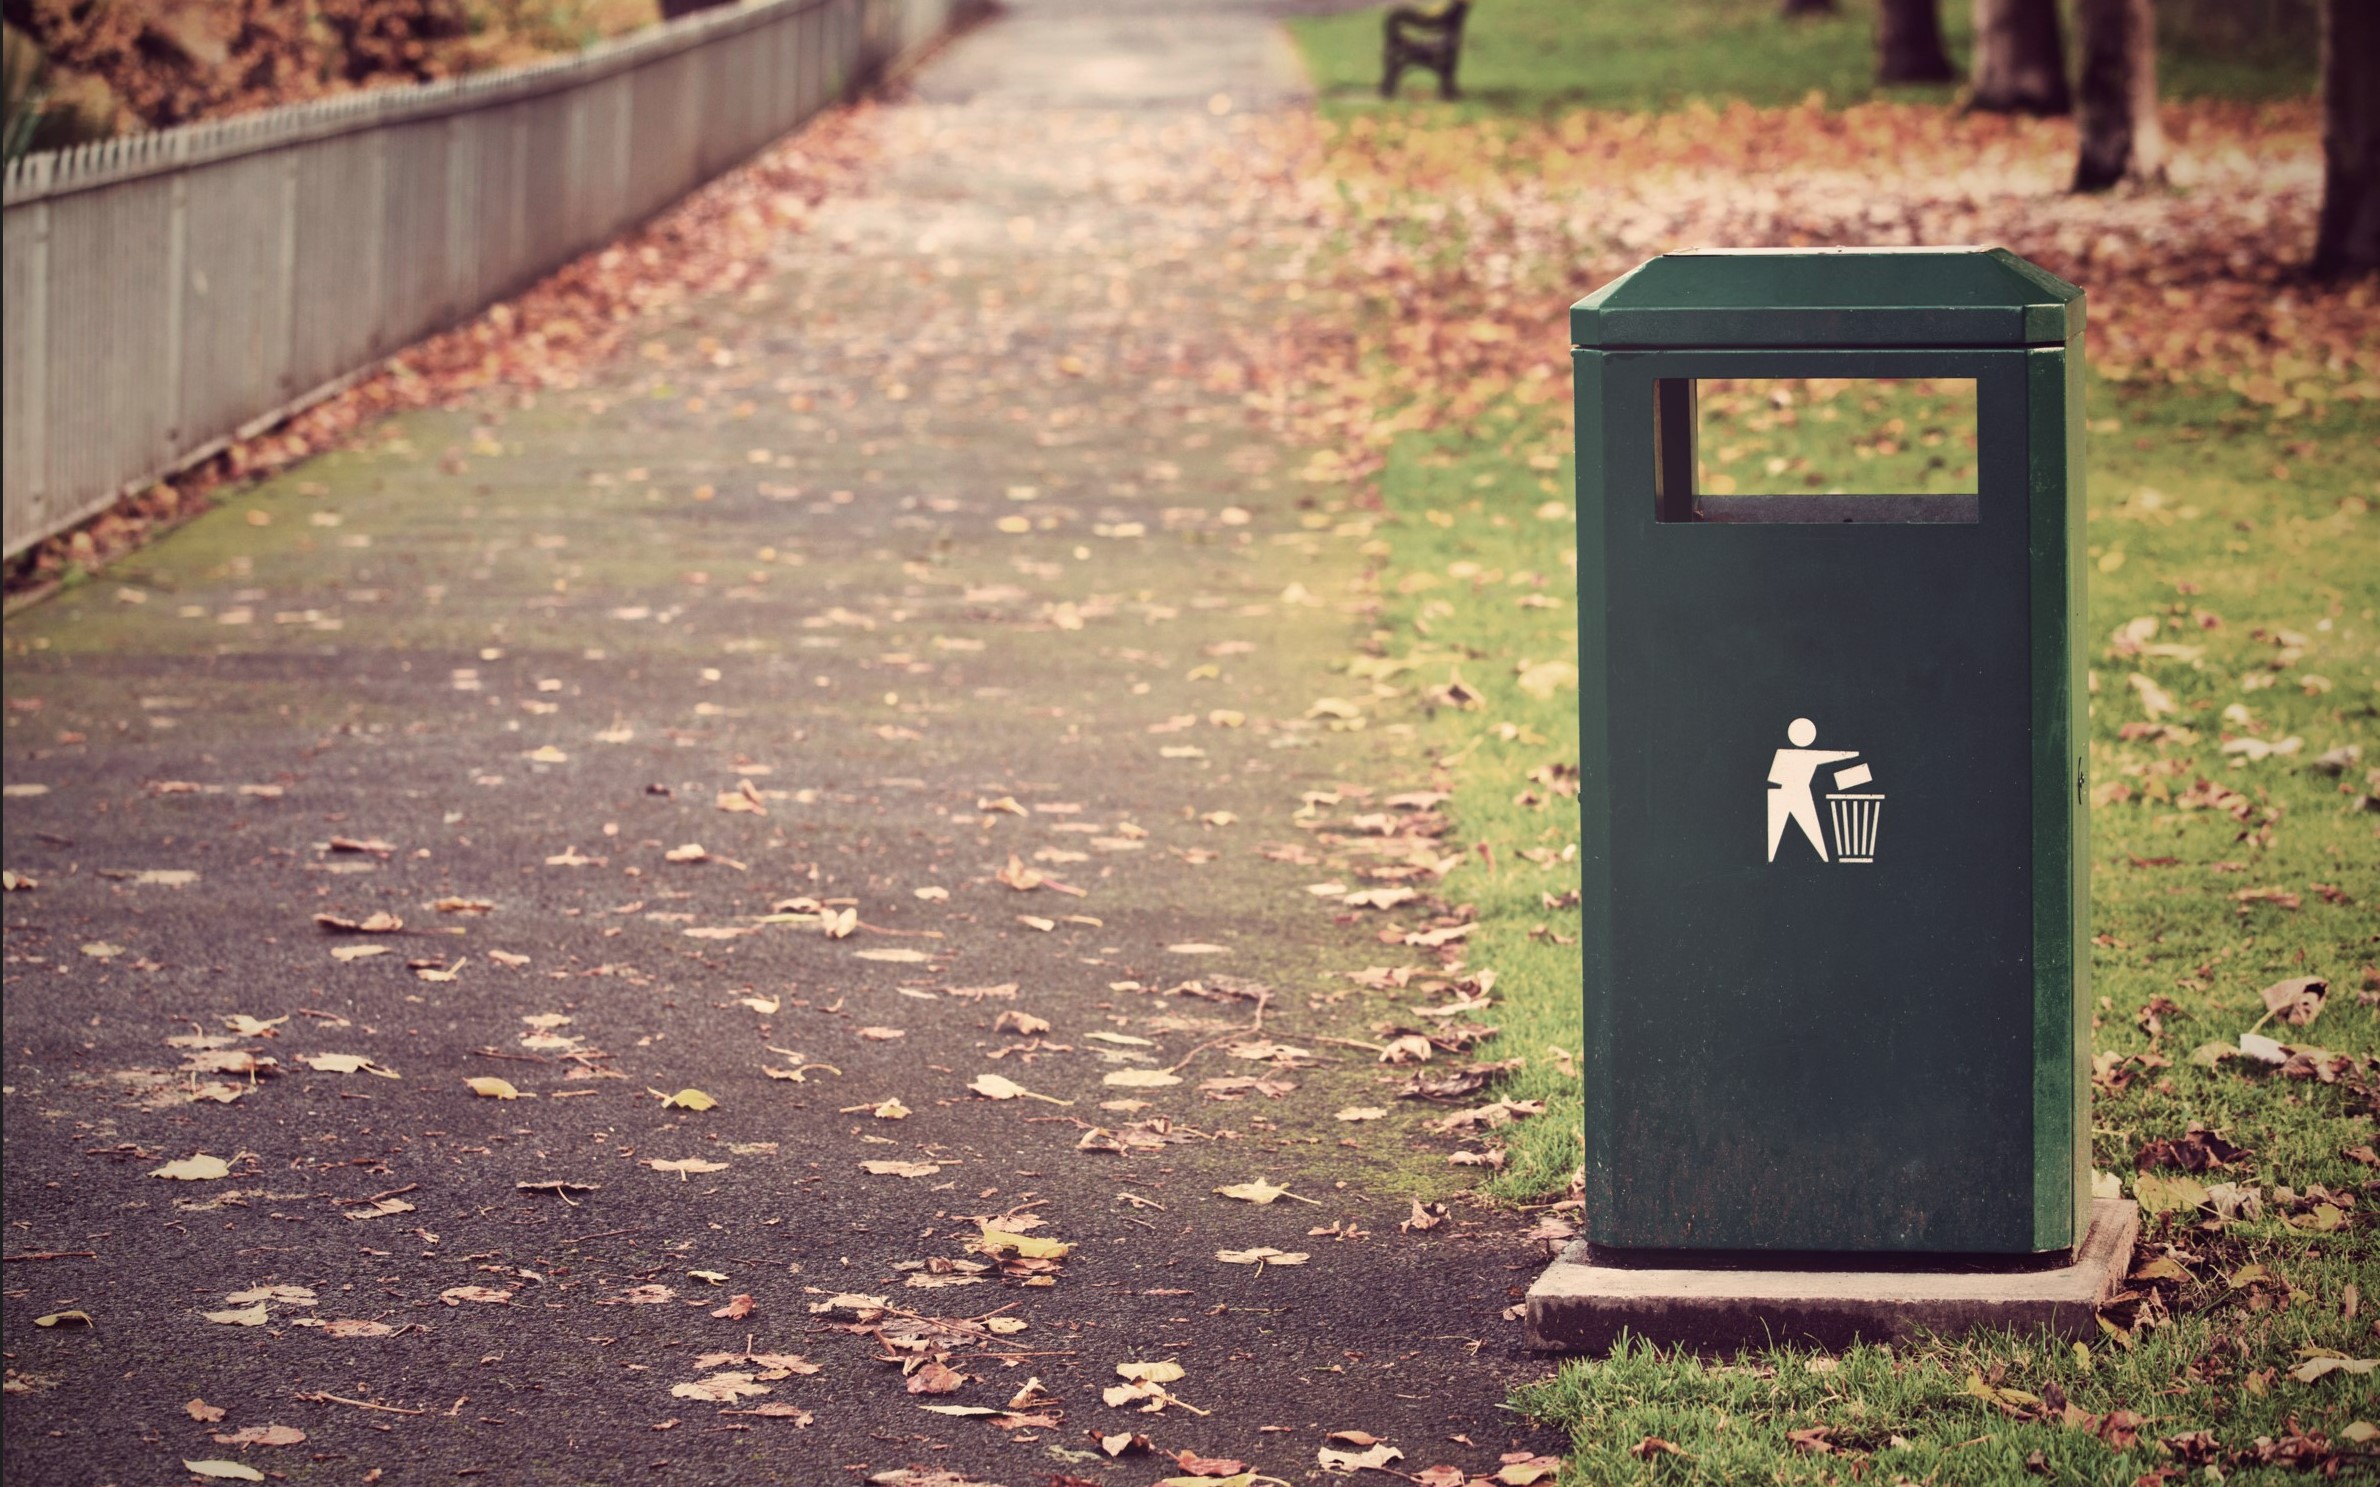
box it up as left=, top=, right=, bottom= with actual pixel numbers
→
left=1, top=0, right=963, bottom=558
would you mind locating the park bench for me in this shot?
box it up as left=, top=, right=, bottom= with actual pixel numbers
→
left=1381, top=0, right=1469, bottom=100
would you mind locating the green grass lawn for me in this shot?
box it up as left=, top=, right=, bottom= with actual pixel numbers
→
left=1288, top=0, right=2315, bottom=114
left=1285, top=3, right=2369, bottom=1476
left=1362, top=371, right=2379, bottom=1481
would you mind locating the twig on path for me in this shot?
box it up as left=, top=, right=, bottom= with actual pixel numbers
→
left=2, top=1251, right=97, bottom=1262
left=1159, top=986, right=1273, bottom=1076
left=336, top=1184, right=420, bottom=1206
left=473, top=1047, right=552, bottom=1064
left=559, top=1228, right=634, bottom=1245
left=296, top=1391, right=425, bottom=1415
left=1316, top=1035, right=1388, bottom=1055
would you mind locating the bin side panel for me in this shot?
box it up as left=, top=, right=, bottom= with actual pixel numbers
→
left=1587, top=349, right=2045, bottom=1254
left=2027, top=338, right=2090, bottom=1252
left=1575, top=349, right=1616, bottom=1232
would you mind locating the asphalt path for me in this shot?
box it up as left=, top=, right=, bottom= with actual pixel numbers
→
left=1, top=4, right=1566, bottom=1483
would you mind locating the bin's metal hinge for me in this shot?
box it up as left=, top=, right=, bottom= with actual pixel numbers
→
left=2076, top=760, right=2087, bottom=804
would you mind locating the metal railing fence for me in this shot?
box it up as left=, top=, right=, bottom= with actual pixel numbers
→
left=2, top=0, right=961, bottom=558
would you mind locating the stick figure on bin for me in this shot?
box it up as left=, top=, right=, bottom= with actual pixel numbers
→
left=1766, top=717, right=1858, bottom=863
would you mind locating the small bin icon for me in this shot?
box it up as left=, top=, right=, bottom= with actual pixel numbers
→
left=1572, top=248, right=2088, bottom=1259
left=1826, top=793, right=1883, bottom=864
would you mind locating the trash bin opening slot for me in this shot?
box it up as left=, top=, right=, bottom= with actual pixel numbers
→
left=1654, top=376, right=1979, bottom=525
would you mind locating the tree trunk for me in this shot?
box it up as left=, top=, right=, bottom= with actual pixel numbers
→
left=1782, top=0, right=1837, bottom=17
left=1877, top=0, right=1956, bottom=85
left=2314, top=0, right=2380, bottom=277
left=2073, top=0, right=2164, bottom=190
left=1970, top=0, right=2070, bottom=115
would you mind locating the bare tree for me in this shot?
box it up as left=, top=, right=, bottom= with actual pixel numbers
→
left=1877, top=0, right=1955, bottom=85
left=2073, top=0, right=2164, bottom=190
left=2314, top=0, right=2380, bottom=276
left=1969, top=0, right=2069, bottom=115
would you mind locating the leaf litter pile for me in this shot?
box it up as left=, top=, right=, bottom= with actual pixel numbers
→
left=0, top=67, right=1571, bottom=1487
left=1273, top=98, right=2376, bottom=499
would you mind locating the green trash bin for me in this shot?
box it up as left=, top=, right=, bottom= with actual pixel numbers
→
left=1572, top=248, right=2088, bottom=1257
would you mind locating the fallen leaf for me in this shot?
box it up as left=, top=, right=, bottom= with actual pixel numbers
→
left=1335, top=1106, right=1387, bottom=1122
left=1318, top=1440, right=1405, bottom=1474
left=186, top=1400, right=226, bottom=1423
left=860, top=1160, right=943, bottom=1178
left=968, top=1072, right=1072, bottom=1104
left=182, top=1463, right=265, bottom=1483
left=2258, top=976, right=2328, bottom=1027
left=34, top=1310, right=92, bottom=1327
left=1215, top=1179, right=1304, bottom=1205
left=651, top=1087, right=719, bottom=1111
left=303, top=1053, right=399, bottom=1078
left=2290, top=1355, right=2377, bottom=1383
left=979, top=1226, right=1073, bottom=1260
left=908, top=1360, right=968, bottom=1395
left=671, top=1372, right=773, bottom=1402
left=150, top=1155, right=232, bottom=1181
left=1216, top=1247, right=1310, bottom=1267
left=465, top=1076, right=524, bottom=1100
left=316, top=1319, right=398, bottom=1337
left=855, top=948, right=932, bottom=963
left=1103, top=1069, right=1181, bottom=1088
left=439, top=1286, right=513, bottom=1305
left=1172, top=1450, right=1250, bottom=1477
left=210, top=1425, right=305, bottom=1447
left=1116, top=1360, right=1185, bottom=1384
left=647, top=1158, right=729, bottom=1178
left=202, top=1304, right=270, bottom=1327
left=313, top=911, right=402, bottom=934
left=2133, top=1172, right=2210, bottom=1215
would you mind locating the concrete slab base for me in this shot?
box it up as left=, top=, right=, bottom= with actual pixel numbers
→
left=1525, top=1199, right=2139, bottom=1354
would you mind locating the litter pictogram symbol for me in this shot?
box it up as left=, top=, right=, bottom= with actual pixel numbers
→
left=1766, top=718, right=1884, bottom=864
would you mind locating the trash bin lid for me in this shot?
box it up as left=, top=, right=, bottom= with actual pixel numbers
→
left=1572, top=246, right=2082, bottom=350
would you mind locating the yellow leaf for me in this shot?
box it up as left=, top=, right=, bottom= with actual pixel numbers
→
left=150, top=1154, right=231, bottom=1181
left=203, top=1304, right=270, bottom=1327
left=968, top=1073, right=1073, bottom=1105
left=2132, top=1171, right=2208, bottom=1215
left=653, top=1087, right=717, bottom=1111
left=465, top=1076, right=523, bottom=1100
left=1215, top=1179, right=1292, bottom=1205
left=980, top=1226, right=1073, bottom=1260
